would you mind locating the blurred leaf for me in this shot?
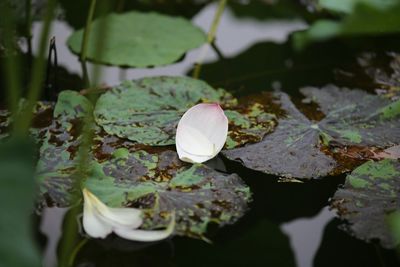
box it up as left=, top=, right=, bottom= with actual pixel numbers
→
left=35, top=90, right=251, bottom=239
left=331, top=159, right=400, bottom=248
left=293, top=2, right=400, bottom=49
left=224, top=86, right=400, bottom=179
left=319, top=0, right=398, bottom=14
left=0, top=139, right=41, bottom=267
left=67, top=11, right=206, bottom=67
left=173, top=219, right=295, bottom=267
left=94, top=76, right=275, bottom=148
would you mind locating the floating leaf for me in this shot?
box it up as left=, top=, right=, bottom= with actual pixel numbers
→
left=94, top=76, right=275, bottom=148
left=85, top=148, right=251, bottom=239
left=67, top=11, right=206, bottom=67
left=35, top=90, right=251, bottom=238
left=224, top=85, right=400, bottom=179
left=331, top=159, right=400, bottom=248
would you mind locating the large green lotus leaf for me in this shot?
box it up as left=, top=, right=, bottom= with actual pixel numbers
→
left=293, top=2, right=400, bottom=49
left=94, top=76, right=275, bottom=147
left=224, top=85, right=400, bottom=179
left=331, top=159, right=400, bottom=248
left=36, top=90, right=251, bottom=238
left=67, top=11, right=206, bottom=67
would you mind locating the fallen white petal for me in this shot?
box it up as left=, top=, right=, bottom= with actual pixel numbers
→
left=176, top=103, right=228, bottom=163
left=114, top=212, right=176, bottom=242
left=83, top=189, right=113, bottom=238
left=82, top=188, right=143, bottom=238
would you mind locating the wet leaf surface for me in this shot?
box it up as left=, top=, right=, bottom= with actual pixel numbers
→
left=224, top=85, right=400, bottom=179
left=67, top=11, right=206, bottom=67
left=35, top=90, right=251, bottom=239
left=331, top=159, right=400, bottom=249
left=94, top=76, right=276, bottom=148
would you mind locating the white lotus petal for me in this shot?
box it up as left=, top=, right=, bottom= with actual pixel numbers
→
left=82, top=189, right=113, bottom=238
left=82, top=189, right=143, bottom=237
left=101, top=207, right=143, bottom=229
left=176, top=103, right=228, bottom=163
left=114, top=212, right=176, bottom=242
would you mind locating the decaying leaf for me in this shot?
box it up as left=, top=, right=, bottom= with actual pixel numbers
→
left=331, top=159, right=400, bottom=249
left=94, top=76, right=275, bottom=148
left=224, top=85, right=400, bottom=179
left=35, top=90, right=251, bottom=239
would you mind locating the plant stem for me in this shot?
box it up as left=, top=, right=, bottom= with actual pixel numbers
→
left=80, top=0, right=97, bottom=87
left=68, top=238, right=88, bottom=267
left=0, top=4, right=21, bottom=117
left=25, top=0, right=33, bottom=66
left=14, top=0, right=57, bottom=136
left=58, top=1, right=111, bottom=266
left=193, top=0, right=227, bottom=79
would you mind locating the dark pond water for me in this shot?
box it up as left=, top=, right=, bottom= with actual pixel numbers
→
left=26, top=2, right=400, bottom=267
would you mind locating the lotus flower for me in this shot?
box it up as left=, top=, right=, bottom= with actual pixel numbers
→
left=82, top=188, right=175, bottom=242
left=176, top=103, right=228, bottom=163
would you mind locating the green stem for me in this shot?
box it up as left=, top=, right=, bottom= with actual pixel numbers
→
left=15, top=0, right=57, bottom=136
left=0, top=4, right=21, bottom=117
left=80, top=0, right=97, bottom=87
left=68, top=238, right=88, bottom=267
left=25, top=0, right=33, bottom=65
left=58, top=2, right=111, bottom=266
left=193, top=0, right=227, bottom=79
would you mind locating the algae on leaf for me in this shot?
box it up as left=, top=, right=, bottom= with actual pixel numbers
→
left=331, top=159, right=400, bottom=248
left=67, top=11, right=206, bottom=67
left=94, top=76, right=275, bottom=147
left=224, top=85, right=400, bottom=179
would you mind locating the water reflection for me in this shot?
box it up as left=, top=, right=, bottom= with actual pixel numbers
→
left=281, top=206, right=335, bottom=267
